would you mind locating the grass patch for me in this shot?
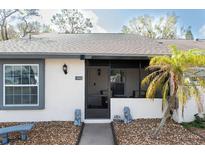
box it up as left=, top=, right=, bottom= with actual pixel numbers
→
left=182, top=121, right=205, bottom=129
left=182, top=114, right=205, bottom=129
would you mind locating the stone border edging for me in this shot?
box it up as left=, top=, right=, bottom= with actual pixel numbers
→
left=111, top=122, right=118, bottom=145
left=76, top=122, right=85, bottom=145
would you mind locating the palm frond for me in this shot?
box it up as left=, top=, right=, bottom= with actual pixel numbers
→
left=141, top=69, right=162, bottom=87
left=146, top=71, right=169, bottom=99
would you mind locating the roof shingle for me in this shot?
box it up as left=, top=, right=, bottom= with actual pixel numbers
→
left=0, top=33, right=205, bottom=57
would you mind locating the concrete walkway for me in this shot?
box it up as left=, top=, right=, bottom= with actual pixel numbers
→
left=79, top=123, right=114, bottom=145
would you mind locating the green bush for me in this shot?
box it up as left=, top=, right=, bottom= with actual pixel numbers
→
left=182, top=114, right=205, bottom=129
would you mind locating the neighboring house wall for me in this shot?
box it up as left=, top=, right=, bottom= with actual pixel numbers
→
left=0, top=59, right=85, bottom=122
left=111, top=98, right=163, bottom=120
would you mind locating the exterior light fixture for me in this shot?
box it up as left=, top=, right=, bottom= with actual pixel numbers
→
left=63, top=64, right=68, bottom=74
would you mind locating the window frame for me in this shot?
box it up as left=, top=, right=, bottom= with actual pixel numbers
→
left=3, top=64, right=40, bottom=107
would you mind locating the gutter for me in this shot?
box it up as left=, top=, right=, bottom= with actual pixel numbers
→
left=0, top=53, right=170, bottom=60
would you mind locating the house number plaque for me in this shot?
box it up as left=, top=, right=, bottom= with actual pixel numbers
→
left=75, top=76, right=83, bottom=80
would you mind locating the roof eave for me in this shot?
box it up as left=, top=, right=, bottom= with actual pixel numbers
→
left=0, top=52, right=171, bottom=59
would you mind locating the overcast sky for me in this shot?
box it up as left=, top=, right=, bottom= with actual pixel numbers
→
left=37, top=9, right=205, bottom=39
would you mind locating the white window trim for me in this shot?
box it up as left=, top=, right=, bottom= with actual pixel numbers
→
left=3, top=64, right=40, bottom=107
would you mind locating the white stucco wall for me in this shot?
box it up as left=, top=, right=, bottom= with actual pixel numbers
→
left=111, top=98, right=163, bottom=120
left=0, top=59, right=85, bottom=122
left=173, top=94, right=205, bottom=123
left=1, top=58, right=204, bottom=123
left=111, top=97, right=205, bottom=123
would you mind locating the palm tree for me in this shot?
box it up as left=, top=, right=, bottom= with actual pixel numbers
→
left=141, top=46, right=205, bottom=137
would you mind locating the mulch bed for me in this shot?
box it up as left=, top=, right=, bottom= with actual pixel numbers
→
left=0, top=121, right=82, bottom=145
left=112, top=119, right=205, bottom=145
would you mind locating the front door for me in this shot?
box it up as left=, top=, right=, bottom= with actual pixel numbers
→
left=85, top=66, right=110, bottom=119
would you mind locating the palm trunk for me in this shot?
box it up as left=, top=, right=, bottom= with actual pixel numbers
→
left=152, top=103, right=171, bottom=137
left=152, top=94, right=176, bottom=138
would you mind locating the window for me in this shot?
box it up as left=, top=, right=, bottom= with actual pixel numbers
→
left=3, top=64, right=39, bottom=106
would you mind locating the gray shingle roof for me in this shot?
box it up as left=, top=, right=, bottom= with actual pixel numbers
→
left=0, top=33, right=205, bottom=57
left=157, top=39, right=205, bottom=51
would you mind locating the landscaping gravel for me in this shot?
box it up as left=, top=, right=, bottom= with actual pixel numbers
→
left=113, top=119, right=205, bottom=145
left=0, top=121, right=81, bottom=145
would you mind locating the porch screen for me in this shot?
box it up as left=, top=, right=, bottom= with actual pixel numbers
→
left=110, top=60, right=162, bottom=98
left=111, top=68, right=142, bottom=98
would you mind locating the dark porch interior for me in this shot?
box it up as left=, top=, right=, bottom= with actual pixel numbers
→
left=85, top=59, right=151, bottom=119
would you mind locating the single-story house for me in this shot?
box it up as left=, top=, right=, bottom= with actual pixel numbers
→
left=0, top=33, right=205, bottom=123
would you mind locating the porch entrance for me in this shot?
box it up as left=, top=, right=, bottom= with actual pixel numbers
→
left=85, top=59, right=150, bottom=119
left=85, top=66, right=110, bottom=119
